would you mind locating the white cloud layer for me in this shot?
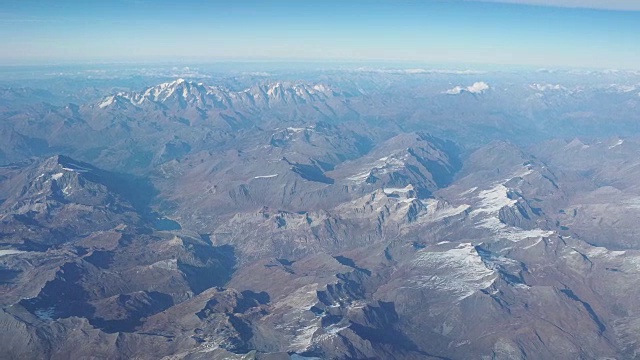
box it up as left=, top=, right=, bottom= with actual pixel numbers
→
left=445, top=82, right=490, bottom=95
left=469, top=0, right=640, bottom=11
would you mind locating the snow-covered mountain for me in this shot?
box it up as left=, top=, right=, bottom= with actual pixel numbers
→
left=98, top=79, right=339, bottom=111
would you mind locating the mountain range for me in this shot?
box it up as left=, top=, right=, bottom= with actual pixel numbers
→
left=2, top=71, right=640, bottom=359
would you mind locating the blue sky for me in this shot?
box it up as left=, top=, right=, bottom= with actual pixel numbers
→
left=1, top=0, right=639, bottom=69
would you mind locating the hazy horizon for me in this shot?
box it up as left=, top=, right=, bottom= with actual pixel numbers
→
left=2, top=0, right=639, bottom=70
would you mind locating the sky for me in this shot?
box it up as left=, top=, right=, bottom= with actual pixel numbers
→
left=1, top=0, right=639, bottom=69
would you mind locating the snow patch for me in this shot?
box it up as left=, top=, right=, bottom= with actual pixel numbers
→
left=289, top=323, right=321, bottom=352
left=62, top=185, right=73, bottom=195
left=347, top=154, right=409, bottom=182
left=62, top=167, right=89, bottom=173
left=98, top=96, right=116, bottom=108
left=522, top=237, right=543, bottom=250
left=383, top=185, right=414, bottom=195
left=273, top=283, right=319, bottom=312
left=148, top=259, right=178, bottom=271
left=470, top=177, right=553, bottom=242
left=267, top=83, right=282, bottom=96
left=422, top=199, right=470, bottom=222
left=312, top=84, right=330, bottom=93
left=409, top=243, right=496, bottom=301
left=445, top=82, right=490, bottom=95
left=459, top=187, right=478, bottom=196
left=471, top=184, right=517, bottom=215
left=0, top=249, right=27, bottom=257
left=587, top=246, right=626, bottom=258
left=254, top=174, right=278, bottom=179
left=609, top=139, right=624, bottom=149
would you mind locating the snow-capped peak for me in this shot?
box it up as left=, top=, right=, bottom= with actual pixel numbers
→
left=267, top=82, right=283, bottom=97
left=96, top=80, right=338, bottom=110
left=445, top=82, right=490, bottom=95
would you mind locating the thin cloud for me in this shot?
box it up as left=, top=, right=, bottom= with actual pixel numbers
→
left=468, top=0, right=640, bottom=11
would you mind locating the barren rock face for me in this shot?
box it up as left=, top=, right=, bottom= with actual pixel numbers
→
left=2, top=72, right=640, bottom=359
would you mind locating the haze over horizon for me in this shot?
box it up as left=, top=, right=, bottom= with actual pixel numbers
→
left=1, top=0, right=639, bottom=69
